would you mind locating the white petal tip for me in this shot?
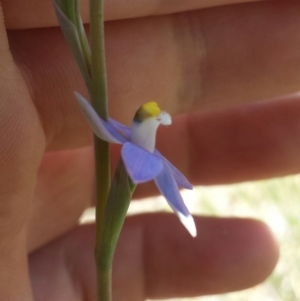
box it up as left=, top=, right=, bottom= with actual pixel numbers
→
left=178, top=213, right=197, bottom=237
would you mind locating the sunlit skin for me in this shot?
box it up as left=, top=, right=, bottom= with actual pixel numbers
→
left=3, top=1, right=300, bottom=300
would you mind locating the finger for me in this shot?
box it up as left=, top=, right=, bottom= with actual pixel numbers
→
left=142, top=214, right=278, bottom=298
left=29, top=215, right=278, bottom=301
left=8, top=1, right=300, bottom=150
left=2, top=0, right=266, bottom=29
left=0, top=4, right=45, bottom=300
left=158, top=94, right=300, bottom=185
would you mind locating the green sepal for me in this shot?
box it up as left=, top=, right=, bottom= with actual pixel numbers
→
left=52, top=0, right=91, bottom=90
left=97, top=159, right=136, bottom=269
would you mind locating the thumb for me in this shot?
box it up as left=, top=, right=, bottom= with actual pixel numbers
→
left=0, top=4, right=45, bottom=300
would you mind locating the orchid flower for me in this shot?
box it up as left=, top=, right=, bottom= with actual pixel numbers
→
left=75, top=93, right=197, bottom=237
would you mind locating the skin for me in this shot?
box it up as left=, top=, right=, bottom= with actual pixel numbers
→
left=3, top=0, right=300, bottom=300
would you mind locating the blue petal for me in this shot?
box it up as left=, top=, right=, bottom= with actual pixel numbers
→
left=121, top=142, right=163, bottom=183
left=108, top=118, right=131, bottom=139
left=154, top=150, right=193, bottom=190
left=154, top=167, right=196, bottom=237
left=75, top=92, right=127, bottom=144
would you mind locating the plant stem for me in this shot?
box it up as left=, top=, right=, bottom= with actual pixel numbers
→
left=90, top=0, right=107, bottom=118
left=89, top=0, right=110, bottom=299
left=97, top=266, right=112, bottom=301
left=97, top=160, right=136, bottom=301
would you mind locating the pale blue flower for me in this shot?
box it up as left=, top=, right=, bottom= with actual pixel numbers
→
left=75, top=93, right=197, bottom=237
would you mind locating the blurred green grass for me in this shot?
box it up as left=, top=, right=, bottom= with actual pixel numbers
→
left=146, top=175, right=300, bottom=301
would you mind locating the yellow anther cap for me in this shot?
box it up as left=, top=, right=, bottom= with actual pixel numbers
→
left=134, top=102, right=161, bottom=122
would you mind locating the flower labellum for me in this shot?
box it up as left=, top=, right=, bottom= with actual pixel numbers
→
left=131, top=102, right=171, bottom=153
left=75, top=92, right=197, bottom=237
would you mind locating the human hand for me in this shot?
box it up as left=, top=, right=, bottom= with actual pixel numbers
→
left=1, top=0, right=299, bottom=300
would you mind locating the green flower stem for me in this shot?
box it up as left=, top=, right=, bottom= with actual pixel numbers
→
left=89, top=0, right=109, bottom=228
left=97, top=159, right=136, bottom=301
left=90, top=0, right=107, bottom=118
left=89, top=0, right=111, bottom=300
